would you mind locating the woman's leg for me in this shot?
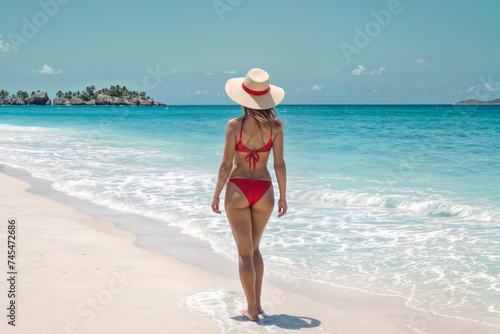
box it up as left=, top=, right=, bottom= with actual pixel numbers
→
left=225, top=181, right=259, bottom=321
left=249, top=185, right=274, bottom=313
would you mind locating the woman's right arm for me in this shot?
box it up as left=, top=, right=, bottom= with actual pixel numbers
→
left=273, top=127, right=287, bottom=217
left=211, top=119, right=237, bottom=214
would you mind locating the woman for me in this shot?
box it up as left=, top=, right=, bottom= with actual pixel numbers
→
left=211, top=68, right=287, bottom=321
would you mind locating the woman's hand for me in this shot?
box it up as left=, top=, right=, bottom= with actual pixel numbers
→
left=277, top=198, right=287, bottom=217
left=211, top=196, right=222, bottom=214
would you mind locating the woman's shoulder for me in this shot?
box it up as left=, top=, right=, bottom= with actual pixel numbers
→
left=226, top=118, right=241, bottom=131
left=270, top=123, right=283, bottom=134
left=227, top=117, right=241, bottom=125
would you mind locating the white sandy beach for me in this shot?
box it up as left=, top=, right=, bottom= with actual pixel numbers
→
left=0, top=171, right=498, bottom=334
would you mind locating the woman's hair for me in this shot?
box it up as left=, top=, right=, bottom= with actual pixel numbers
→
left=238, top=106, right=286, bottom=131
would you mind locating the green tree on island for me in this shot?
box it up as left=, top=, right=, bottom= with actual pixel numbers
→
left=0, top=90, right=9, bottom=99
left=85, top=85, right=95, bottom=96
left=16, top=91, right=29, bottom=99
left=54, top=85, right=151, bottom=101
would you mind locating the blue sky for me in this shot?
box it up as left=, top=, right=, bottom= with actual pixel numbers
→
left=1, top=0, right=499, bottom=105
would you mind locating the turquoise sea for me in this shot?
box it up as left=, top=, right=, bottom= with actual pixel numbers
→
left=1, top=105, right=499, bottom=327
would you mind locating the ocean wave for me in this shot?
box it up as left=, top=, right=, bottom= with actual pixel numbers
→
left=290, top=188, right=499, bottom=222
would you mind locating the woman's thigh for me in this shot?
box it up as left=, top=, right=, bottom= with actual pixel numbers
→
left=225, top=181, right=253, bottom=255
left=250, top=185, right=274, bottom=250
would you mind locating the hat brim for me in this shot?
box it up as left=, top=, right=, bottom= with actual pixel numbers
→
left=225, top=78, right=285, bottom=110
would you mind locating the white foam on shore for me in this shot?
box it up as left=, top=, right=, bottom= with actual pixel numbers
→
left=180, top=289, right=328, bottom=333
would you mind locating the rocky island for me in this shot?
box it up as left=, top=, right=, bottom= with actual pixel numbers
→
left=453, top=98, right=500, bottom=105
left=0, top=85, right=166, bottom=106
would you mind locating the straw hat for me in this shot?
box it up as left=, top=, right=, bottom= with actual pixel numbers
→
left=225, top=68, right=284, bottom=109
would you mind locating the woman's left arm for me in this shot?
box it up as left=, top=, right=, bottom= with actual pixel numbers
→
left=211, top=119, right=237, bottom=214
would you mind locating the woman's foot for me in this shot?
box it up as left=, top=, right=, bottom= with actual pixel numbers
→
left=241, top=309, right=259, bottom=321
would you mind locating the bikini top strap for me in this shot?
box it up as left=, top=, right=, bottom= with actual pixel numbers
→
left=239, top=118, right=249, bottom=140
left=270, top=125, right=272, bottom=138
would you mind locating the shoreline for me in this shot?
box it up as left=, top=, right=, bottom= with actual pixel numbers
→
left=1, top=166, right=498, bottom=333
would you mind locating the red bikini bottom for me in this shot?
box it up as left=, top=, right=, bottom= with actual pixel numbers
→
left=228, top=178, right=272, bottom=206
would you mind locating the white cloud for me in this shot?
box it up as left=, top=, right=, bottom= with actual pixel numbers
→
left=222, top=70, right=236, bottom=75
left=370, top=67, right=386, bottom=75
left=372, top=89, right=378, bottom=93
left=415, top=59, right=427, bottom=64
left=0, top=34, right=11, bottom=52
left=311, top=84, right=325, bottom=90
left=459, top=90, right=463, bottom=94
left=33, top=64, right=61, bottom=75
left=205, top=72, right=214, bottom=76
left=483, top=83, right=499, bottom=92
left=466, top=86, right=475, bottom=92
left=352, top=65, right=385, bottom=75
left=352, top=65, right=366, bottom=75
left=195, top=90, right=208, bottom=95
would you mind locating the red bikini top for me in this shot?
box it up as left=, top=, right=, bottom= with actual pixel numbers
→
left=235, top=120, right=273, bottom=172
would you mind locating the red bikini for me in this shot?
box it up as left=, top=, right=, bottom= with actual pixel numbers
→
left=235, top=121, right=273, bottom=173
left=229, top=120, right=273, bottom=206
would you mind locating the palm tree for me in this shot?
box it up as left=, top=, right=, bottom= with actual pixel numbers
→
left=56, top=90, right=64, bottom=98
left=16, top=90, right=29, bottom=99
left=0, top=90, right=9, bottom=99
left=86, top=85, right=95, bottom=97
